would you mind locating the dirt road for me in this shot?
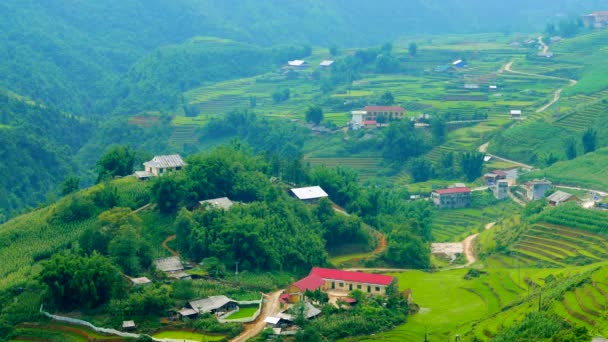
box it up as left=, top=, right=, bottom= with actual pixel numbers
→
left=231, top=290, right=282, bottom=342
left=161, top=234, right=178, bottom=257
left=462, top=222, right=495, bottom=265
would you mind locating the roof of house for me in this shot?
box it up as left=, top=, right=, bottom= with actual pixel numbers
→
left=434, top=187, right=471, bottom=195
left=340, top=297, right=357, bottom=304
left=453, top=59, right=464, bottom=65
left=320, top=60, right=334, bottom=66
left=292, top=274, right=325, bottom=292
left=288, top=60, right=307, bottom=66
left=310, top=267, right=394, bottom=286
left=279, top=293, right=290, bottom=303
left=278, top=302, right=322, bottom=321
left=153, top=256, right=184, bottom=272
left=547, top=190, right=574, bottom=203
left=493, top=170, right=508, bottom=177
left=143, top=154, right=186, bottom=169
left=179, top=308, right=198, bottom=317
left=290, top=186, right=328, bottom=200
left=130, top=277, right=152, bottom=285
left=134, top=171, right=153, bottom=179
left=363, top=106, right=405, bottom=112
left=265, top=316, right=281, bottom=325
left=510, top=110, right=522, bottom=115
left=122, top=320, right=135, bottom=328
left=189, top=295, right=235, bottom=313
left=363, top=120, right=377, bottom=125
left=199, top=197, right=234, bottom=210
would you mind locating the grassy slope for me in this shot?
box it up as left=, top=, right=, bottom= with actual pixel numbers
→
left=522, top=147, right=608, bottom=192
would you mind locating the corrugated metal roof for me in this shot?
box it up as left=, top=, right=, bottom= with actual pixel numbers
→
left=310, top=267, right=394, bottom=286
left=434, top=187, right=471, bottom=195
left=199, top=197, right=234, bottom=210
left=153, top=256, right=184, bottom=272
left=143, top=154, right=186, bottom=169
left=288, top=60, right=307, bottom=66
left=320, top=60, right=334, bottom=66
left=363, top=106, right=404, bottom=112
left=189, top=295, right=235, bottom=313
left=290, top=186, right=328, bottom=200
left=547, top=190, right=573, bottom=203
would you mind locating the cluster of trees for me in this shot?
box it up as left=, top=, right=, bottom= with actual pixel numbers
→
left=545, top=17, right=585, bottom=38
left=410, top=151, right=485, bottom=182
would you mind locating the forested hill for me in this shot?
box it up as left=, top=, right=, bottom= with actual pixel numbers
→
left=3, top=0, right=608, bottom=114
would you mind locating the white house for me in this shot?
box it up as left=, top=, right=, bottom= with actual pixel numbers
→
left=290, top=186, right=329, bottom=203
left=510, top=110, right=522, bottom=119
left=320, top=60, right=334, bottom=67
left=287, top=60, right=308, bottom=67
left=350, top=110, right=367, bottom=130
left=142, top=154, right=186, bottom=177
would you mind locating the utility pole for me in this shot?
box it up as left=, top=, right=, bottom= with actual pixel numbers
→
left=235, top=260, right=239, bottom=282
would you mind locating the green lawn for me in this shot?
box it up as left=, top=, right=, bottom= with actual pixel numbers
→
left=152, top=330, right=225, bottom=341
left=224, top=305, right=259, bottom=320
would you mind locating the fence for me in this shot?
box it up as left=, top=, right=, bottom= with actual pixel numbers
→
left=217, top=297, right=264, bottom=324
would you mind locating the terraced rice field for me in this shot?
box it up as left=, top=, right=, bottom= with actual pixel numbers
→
left=304, top=157, right=383, bottom=180
left=553, top=98, right=607, bottom=131
left=487, top=223, right=608, bottom=269
left=432, top=201, right=520, bottom=242
left=11, top=322, right=123, bottom=342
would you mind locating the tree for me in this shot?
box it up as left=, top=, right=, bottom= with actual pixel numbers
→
left=329, top=45, right=338, bottom=56
left=272, top=88, right=290, bottom=103
left=408, top=42, right=418, bottom=56
left=60, top=176, right=80, bottom=196
left=305, top=105, right=324, bottom=125
left=379, top=91, right=395, bottom=105
left=409, top=157, right=434, bottom=182
left=545, top=23, right=556, bottom=37
left=460, top=152, right=484, bottom=181
left=431, top=117, right=447, bottom=143
left=151, top=174, right=187, bottom=213
left=582, top=128, right=597, bottom=153
left=564, top=137, right=577, bottom=160
left=376, top=113, right=387, bottom=124
left=39, top=253, right=124, bottom=310
left=96, top=145, right=135, bottom=182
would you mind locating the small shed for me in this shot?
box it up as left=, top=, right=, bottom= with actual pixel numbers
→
left=547, top=190, right=577, bottom=206
left=510, top=110, right=522, bottom=119
left=198, top=197, right=234, bottom=210
left=188, top=295, right=237, bottom=315
left=289, top=186, right=329, bottom=203
left=130, top=277, right=152, bottom=286
left=153, top=256, right=184, bottom=273
left=134, top=171, right=153, bottom=180
left=288, top=60, right=308, bottom=67
left=319, top=60, right=334, bottom=67
left=122, top=320, right=136, bottom=330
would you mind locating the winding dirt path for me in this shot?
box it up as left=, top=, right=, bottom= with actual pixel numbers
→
left=462, top=222, right=496, bottom=265
left=161, top=234, right=179, bottom=257
left=231, top=290, right=282, bottom=342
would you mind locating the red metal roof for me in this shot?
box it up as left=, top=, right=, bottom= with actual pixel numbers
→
left=279, top=293, right=290, bottom=303
left=434, top=187, right=471, bottom=195
left=292, top=274, right=325, bottom=292
left=310, top=267, right=394, bottom=286
left=493, top=170, right=507, bottom=177
left=364, top=106, right=405, bottom=112
left=363, top=120, right=377, bottom=125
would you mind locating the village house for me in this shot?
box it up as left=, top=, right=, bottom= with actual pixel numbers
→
left=136, top=154, right=186, bottom=179
left=129, top=276, right=152, bottom=286
left=492, top=180, right=509, bottom=200
left=319, top=60, right=334, bottom=67
left=350, top=110, right=367, bottom=130
left=179, top=295, right=238, bottom=319
left=153, top=256, right=191, bottom=280
left=524, top=179, right=552, bottom=201
left=582, top=11, right=608, bottom=28
left=484, top=170, right=507, bottom=185
left=283, top=267, right=396, bottom=305
left=547, top=190, right=578, bottom=206
left=431, top=187, right=472, bottom=209
left=453, top=59, right=467, bottom=68
left=289, top=186, right=328, bottom=204
left=287, top=60, right=308, bottom=67
left=197, top=197, right=234, bottom=210
left=350, top=106, right=406, bottom=129
left=122, top=320, right=136, bottom=331
left=510, top=110, right=522, bottom=119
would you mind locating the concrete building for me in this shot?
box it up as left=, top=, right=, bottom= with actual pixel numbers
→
left=582, top=11, right=608, bottom=28
left=431, top=187, right=472, bottom=209
left=284, top=267, right=396, bottom=304
left=350, top=110, right=367, bottom=130
left=524, top=180, right=552, bottom=201
left=141, top=154, right=186, bottom=177
left=493, top=180, right=509, bottom=200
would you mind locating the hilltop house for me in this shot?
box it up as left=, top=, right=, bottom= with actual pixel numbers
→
left=153, top=256, right=190, bottom=280
left=350, top=106, right=406, bottom=129
left=290, top=186, right=328, bottom=204
left=547, top=190, right=578, bottom=206
left=524, top=179, right=552, bottom=201
left=582, top=11, right=608, bottom=28
left=510, top=110, right=522, bottom=119
left=137, top=154, right=186, bottom=179
left=319, top=60, right=334, bottom=67
left=492, top=180, right=509, bottom=200
left=287, top=60, right=308, bottom=67
left=431, top=187, right=472, bottom=209
left=283, top=267, right=396, bottom=304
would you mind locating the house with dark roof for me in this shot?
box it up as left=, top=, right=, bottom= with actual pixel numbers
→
left=431, top=187, right=472, bottom=209
left=141, top=154, right=186, bottom=177
left=179, top=295, right=238, bottom=318
left=283, top=267, right=396, bottom=304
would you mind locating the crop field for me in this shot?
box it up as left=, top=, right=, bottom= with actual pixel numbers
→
left=11, top=322, right=123, bottom=342
left=224, top=305, right=259, bottom=320
left=305, top=157, right=383, bottom=180
left=151, top=329, right=225, bottom=341
left=432, top=200, right=520, bottom=242
left=523, top=147, right=608, bottom=192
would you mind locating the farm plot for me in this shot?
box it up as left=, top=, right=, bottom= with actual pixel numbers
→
left=304, top=157, right=383, bottom=180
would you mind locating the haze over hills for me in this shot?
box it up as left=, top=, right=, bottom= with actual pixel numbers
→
left=2, top=2, right=608, bottom=340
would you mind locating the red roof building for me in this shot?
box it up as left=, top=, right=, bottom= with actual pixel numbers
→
left=292, top=274, right=325, bottom=292
left=363, top=106, right=405, bottom=112
left=360, top=106, right=406, bottom=123
left=310, top=267, right=394, bottom=286
left=432, top=187, right=472, bottom=209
